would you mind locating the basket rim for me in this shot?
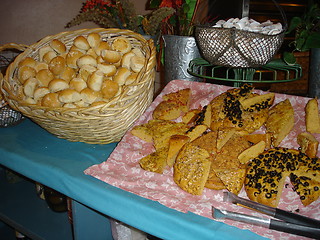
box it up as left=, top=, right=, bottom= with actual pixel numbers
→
left=195, top=24, right=286, bottom=37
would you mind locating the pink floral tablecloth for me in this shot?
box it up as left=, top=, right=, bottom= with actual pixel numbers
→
left=85, top=80, right=320, bottom=240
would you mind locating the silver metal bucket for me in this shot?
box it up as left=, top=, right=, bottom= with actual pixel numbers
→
left=309, top=48, right=320, bottom=98
left=162, top=35, right=202, bottom=84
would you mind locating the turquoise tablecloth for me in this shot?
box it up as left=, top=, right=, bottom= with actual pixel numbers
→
left=0, top=119, right=266, bottom=240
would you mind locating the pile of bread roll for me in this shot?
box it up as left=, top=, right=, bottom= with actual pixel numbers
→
left=16, top=33, right=146, bottom=108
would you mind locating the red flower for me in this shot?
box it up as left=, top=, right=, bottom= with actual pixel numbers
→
left=159, top=0, right=183, bottom=9
left=82, top=0, right=115, bottom=13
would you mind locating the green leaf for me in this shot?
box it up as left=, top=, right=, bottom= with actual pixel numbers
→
left=283, top=51, right=297, bottom=65
left=304, top=32, right=320, bottom=49
left=286, top=17, right=302, bottom=34
left=184, top=0, right=197, bottom=22
left=149, top=0, right=161, bottom=9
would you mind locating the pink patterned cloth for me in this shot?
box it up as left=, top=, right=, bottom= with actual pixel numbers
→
left=85, top=80, right=320, bottom=240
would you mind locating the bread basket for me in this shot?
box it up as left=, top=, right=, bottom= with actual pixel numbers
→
left=0, top=28, right=156, bottom=144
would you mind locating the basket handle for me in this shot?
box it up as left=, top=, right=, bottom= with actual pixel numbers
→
left=0, top=43, right=29, bottom=53
left=242, top=0, right=288, bottom=30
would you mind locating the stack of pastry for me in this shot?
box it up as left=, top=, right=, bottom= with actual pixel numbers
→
left=16, top=33, right=146, bottom=108
left=131, top=85, right=320, bottom=207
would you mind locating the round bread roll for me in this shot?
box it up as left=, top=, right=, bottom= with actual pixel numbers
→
left=87, top=70, right=104, bottom=92
left=121, top=51, right=135, bottom=69
left=73, top=36, right=90, bottom=51
left=77, top=55, right=97, bottom=68
left=58, top=89, right=82, bottom=103
left=23, top=77, right=39, bottom=98
left=80, top=88, right=102, bottom=104
left=96, top=56, right=105, bottom=64
left=66, top=50, right=84, bottom=69
left=39, top=45, right=54, bottom=62
left=34, top=62, right=48, bottom=72
left=59, top=67, right=76, bottom=82
left=111, top=37, right=132, bottom=53
left=19, top=57, right=37, bottom=68
left=69, top=77, right=87, bottom=92
left=48, top=78, right=69, bottom=92
left=50, top=39, right=67, bottom=54
left=87, top=48, right=98, bottom=59
left=49, top=56, right=66, bottom=75
left=113, top=67, right=131, bottom=85
left=101, top=79, right=119, bottom=99
left=87, top=32, right=101, bottom=48
left=130, top=55, right=145, bottom=73
left=125, top=72, right=138, bottom=85
left=41, top=92, right=61, bottom=107
left=69, top=45, right=87, bottom=54
left=97, top=63, right=117, bottom=77
left=94, top=41, right=111, bottom=56
left=33, top=87, right=50, bottom=102
left=101, top=49, right=122, bottom=64
left=131, top=47, right=144, bottom=57
left=78, top=65, right=97, bottom=81
left=18, top=66, right=36, bottom=84
left=36, top=69, right=54, bottom=87
left=43, top=50, right=57, bottom=64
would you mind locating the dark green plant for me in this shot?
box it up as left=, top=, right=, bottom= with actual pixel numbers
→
left=283, top=1, right=320, bottom=64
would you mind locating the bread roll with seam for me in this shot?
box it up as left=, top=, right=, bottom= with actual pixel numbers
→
left=18, top=66, right=36, bottom=84
left=69, top=77, right=87, bottom=92
left=48, top=56, right=66, bottom=75
left=77, top=65, right=97, bottom=81
left=80, top=87, right=102, bottom=104
left=49, top=39, right=67, bottom=55
left=66, top=50, right=84, bottom=69
left=33, top=87, right=50, bottom=102
left=77, top=55, right=97, bottom=68
left=87, top=70, right=104, bottom=92
left=36, top=69, right=54, bottom=87
left=43, top=51, right=57, bottom=64
left=39, top=45, right=54, bottom=62
left=58, top=89, right=82, bottom=103
left=113, top=67, right=131, bottom=85
left=130, top=55, right=145, bottom=73
left=101, top=49, right=122, bottom=64
left=86, top=48, right=98, bottom=59
left=69, top=45, right=86, bottom=54
left=41, top=92, right=61, bottom=107
left=111, top=37, right=131, bottom=53
left=73, top=36, right=90, bottom=51
left=94, top=41, right=111, bottom=56
left=131, top=47, right=144, bottom=57
left=34, top=62, right=48, bottom=72
left=121, top=51, right=135, bottom=69
left=87, top=33, right=101, bottom=48
left=74, top=99, right=90, bottom=108
left=23, top=77, right=39, bottom=98
left=19, top=57, right=37, bottom=68
left=48, top=78, right=69, bottom=92
left=59, top=67, right=76, bottom=82
left=97, top=63, right=117, bottom=77
left=101, top=79, right=119, bottom=100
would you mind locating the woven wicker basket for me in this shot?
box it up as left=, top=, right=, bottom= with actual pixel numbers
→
left=0, top=28, right=156, bottom=144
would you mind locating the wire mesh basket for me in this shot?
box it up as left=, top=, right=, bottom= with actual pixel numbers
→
left=195, top=0, right=287, bottom=68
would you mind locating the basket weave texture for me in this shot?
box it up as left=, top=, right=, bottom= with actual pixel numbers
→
left=0, top=28, right=156, bottom=144
left=195, top=26, right=285, bottom=68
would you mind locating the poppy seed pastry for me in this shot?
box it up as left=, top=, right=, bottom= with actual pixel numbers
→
left=245, top=147, right=320, bottom=207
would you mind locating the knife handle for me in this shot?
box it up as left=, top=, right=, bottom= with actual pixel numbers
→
left=275, top=208, right=320, bottom=228
left=270, top=219, right=320, bottom=239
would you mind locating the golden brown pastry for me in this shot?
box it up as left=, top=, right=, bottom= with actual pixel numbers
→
left=166, top=135, right=190, bottom=167
left=36, top=69, right=54, bottom=87
left=23, top=77, right=39, bottom=98
left=245, top=147, right=320, bottom=207
left=69, top=77, right=87, bottom=92
left=297, top=132, right=319, bottom=158
left=174, top=143, right=211, bottom=195
left=50, top=39, right=67, bottom=54
left=48, top=79, right=69, bottom=93
left=111, top=37, right=132, bottom=53
left=73, top=36, right=90, bottom=51
left=87, top=70, right=104, bottom=92
left=58, top=89, right=82, bottom=103
left=66, top=50, right=84, bottom=69
left=305, top=98, right=320, bottom=134
left=87, top=32, right=101, bottom=48
left=48, top=56, right=66, bottom=75
left=76, top=55, right=97, bottom=68
left=101, top=49, right=122, bottom=64
left=265, top=99, right=294, bottom=147
left=41, top=92, right=61, bottom=107
left=101, top=79, right=119, bottom=100
left=18, top=66, right=36, bottom=84
left=139, top=147, right=168, bottom=174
